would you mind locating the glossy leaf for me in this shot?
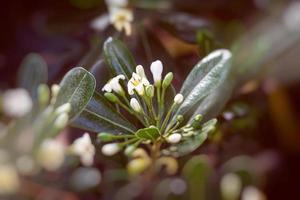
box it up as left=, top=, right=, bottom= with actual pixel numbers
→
left=72, top=92, right=136, bottom=134
left=54, top=67, right=96, bottom=120
left=171, top=49, right=232, bottom=124
left=103, top=37, right=136, bottom=80
left=135, top=126, right=160, bottom=141
left=163, top=119, right=217, bottom=157
left=17, top=53, right=48, bottom=100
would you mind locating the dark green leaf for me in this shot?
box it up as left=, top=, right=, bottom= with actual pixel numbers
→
left=72, top=92, right=136, bottom=134
left=54, top=67, right=96, bottom=120
left=171, top=49, right=232, bottom=123
left=163, top=119, right=217, bottom=157
left=17, top=53, right=48, bottom=100
left=103, top=37, right=136, bottom=80
left=135, top=126, right=160, bottom=141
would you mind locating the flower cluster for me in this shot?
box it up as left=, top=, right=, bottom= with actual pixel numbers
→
left=99, top=60, right=205, bottom=160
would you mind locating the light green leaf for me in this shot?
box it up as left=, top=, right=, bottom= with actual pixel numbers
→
left=17, top=53, right=48, bottom=100
left=71, top=92, right=136, bottom=134
left=135, top=126, right=160, bottom=141
left=54, top=67, right=96, bottom=120
left=171, top=50, right=232, bottom=123
left=103, top=37, right=136, bottom=80
left=163, top=119, right=217, bottom=157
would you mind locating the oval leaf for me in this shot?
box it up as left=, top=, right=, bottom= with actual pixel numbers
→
left=17, top=53, right=48, bottom=100
left=71, top=92, right=136, bottom=134
left=135, top=127, right=160, bottom=141
left=103, top=37, right=136, bottom=80
left=171, top=49, right=232, bottom=123
left=54, top=67, right=96, bottom=120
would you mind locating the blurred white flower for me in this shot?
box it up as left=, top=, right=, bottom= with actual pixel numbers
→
left=54, top=113, right=69, bottom=129
left=37, top=139, right=66, bottom=171
left=221, top=173, right=242, bottom=200
left=101, top=143, right=120, bottom=156
left=242, top=186, right=266, bottom=200
left=150, top=60, right=163, bottom=86
left=16, top=155, right=36, bottom=175
left=91, top=14, right=110, bottom=31
left=109, top=7, right=133, bottom=36
left=0, top=164, right=20, bottom=195
left=174, top=94, right=184, bottom=104
left=106, top=0, right=128, bottom=7
left=128, top=65, right=150, bottom=95
left=166, top=133, right=182, bottom=144
left=2, top=88, right=32, bottom=118
left=71, top=133, right=95, bottom=166
left=102, top=75, right=125, bottom=94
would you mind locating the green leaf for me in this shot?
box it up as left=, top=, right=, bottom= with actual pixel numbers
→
left=71, top=92, right=136, bottom=134
left=54, top=67, right=96, bottom=120
left=163, top=119, right=217, bottom=157
left=171, top=49, right=232, bottom=123
left=17, top=53, right=48, bottom=100
left=103, top=37, right=136, bottom=80
left=135, top=126, right=160, bottom=141
left=182, top=155, right=213, bottom=200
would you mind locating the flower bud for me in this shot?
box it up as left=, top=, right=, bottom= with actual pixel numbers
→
left=55, top=103, right=71, bottom=115
left=162, top=72, right=173, bottom=89
left=101, top=143, right=120, bottom=156
left=130, top=98, right=142, bottom=113
left=97, top=132, right=116, bottom=142
left=166, top=133, right=182, bottom=144
left=54, top=113, right=69, bottom=129
left=127, top=158, right=151, bottom=176
left=104, top=92, right=120, bottom=103
left=124, top=145, right=137, bottom=156
left=191, top=114, right=203, bottom=130
left=174, top=94, right=184, bottom=104
left=145, top=85, right=154, bottom=98
left=38, top=84, right=50, bottom=106
left=51, top=84, right=60, bottom=97
left=150, top=60, right=163, bottom=86
left=176, top=115, right=184, bottom=123
left=220, top=173, right=242, bottom=200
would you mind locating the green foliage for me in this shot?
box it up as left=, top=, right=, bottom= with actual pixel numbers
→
left=54, top=67, right=96, bottom=120
left=103, top=37, right=136, bottom=80
left=72, top=92, right=136, bottom=134
left=135, top=126, right=160, bottom=141
left=17, top=53, right=48, bottom=100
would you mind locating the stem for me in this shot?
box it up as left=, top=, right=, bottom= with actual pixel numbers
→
left=118, top=101, right=148, bottom=127
left=160, top=104, right=175, bottom=133
left=119, top=138, right=139, bottom=147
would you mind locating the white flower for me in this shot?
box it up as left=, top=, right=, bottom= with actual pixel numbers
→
left=166, top=133, right=182, bottom=144
left=101, top=143, right=120, bottom=156
left=241, top=186, right=266, bottom=200
left=37, top=139, right=66, bottom=171
left=220, top=173, right=242, bottom=200
left=150, top=60, right=163, bottom=85
left=174, top=94, right=184, bottom=104
left=102, top=75, right=125, bottom=94
left=0, top=164, right=19, bottom=195
left=106, top=0, right=128, bottom=7
left=2, top=88, right=32, bottom=118
left=128, top=65, right=150, bottom=95
left=109, top=7, right=133, bottom=36
left=130, top=98, right=142, bottom=113
left=71, top=133, right=95, bottom=166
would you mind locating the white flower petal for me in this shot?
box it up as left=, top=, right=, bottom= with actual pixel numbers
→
left=150, top=60, right=163, bottom=84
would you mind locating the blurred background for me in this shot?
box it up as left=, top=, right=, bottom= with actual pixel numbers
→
left=1, top=0, right=300, bottom=199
